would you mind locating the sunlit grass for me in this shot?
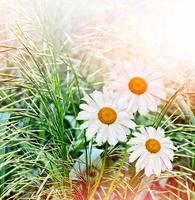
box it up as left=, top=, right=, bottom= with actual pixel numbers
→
left=0, top=1, right=195, bottom=200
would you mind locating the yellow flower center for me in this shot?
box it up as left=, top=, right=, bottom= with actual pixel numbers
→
left=128, top=77, right=148, bottom=95
left=98, top=107, right=117, bottom=125
left=145, top=138, right=161, bottom=153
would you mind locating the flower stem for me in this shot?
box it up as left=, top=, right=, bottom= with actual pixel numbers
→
left=89, top=143, right=108, bottom=200
left=84, top=135, right=89, bottom=186
left=103, top=145, right=129, bottom=200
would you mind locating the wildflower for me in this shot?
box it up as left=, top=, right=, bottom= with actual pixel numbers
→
left=77, top=88, right=136, bottom=145
left=128, top=126, right=176, bottom=177
left=108, top=60, right=166, bottom=115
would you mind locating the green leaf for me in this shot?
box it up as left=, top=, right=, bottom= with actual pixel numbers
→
left=0, top=112, right=10, bottom=195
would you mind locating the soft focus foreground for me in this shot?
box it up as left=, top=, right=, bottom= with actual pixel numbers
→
left=0, top=0, right=195, bottom=200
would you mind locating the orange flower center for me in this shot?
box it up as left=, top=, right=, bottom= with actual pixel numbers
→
left=98, top=107, right=117, bottom=125
left=128, top=77, right=148, bottom=95
left=145, top=138, right=161, bottom=153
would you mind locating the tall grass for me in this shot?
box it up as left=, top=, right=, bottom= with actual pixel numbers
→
left=0, top=1, right=195, bottom=200
left=0, top=20, right=86, bottom=198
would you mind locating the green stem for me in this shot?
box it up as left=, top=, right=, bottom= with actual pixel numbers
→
left=84, top=135, right=89, bottom=186
left=103, top=145, right=129, bottom=200
left=89, top=143, right=108, bottom=200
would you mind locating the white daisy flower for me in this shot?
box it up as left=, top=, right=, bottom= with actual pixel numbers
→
left=128, top=126, right=176, bottom=177
left=77, top=88, right=136, bottom=146
left=107, top=60, right=166, bottom=115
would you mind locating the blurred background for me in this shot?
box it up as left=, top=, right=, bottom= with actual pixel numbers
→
left=0, top=1, right=195, bottom=199
left=1, top=0, right=195, bottom=85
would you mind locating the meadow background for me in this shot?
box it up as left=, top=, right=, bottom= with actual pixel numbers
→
left=0, top=0, right=195, bottom=199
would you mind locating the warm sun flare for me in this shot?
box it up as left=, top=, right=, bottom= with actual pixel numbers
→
left=139, top=0, right=195, bottom=62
